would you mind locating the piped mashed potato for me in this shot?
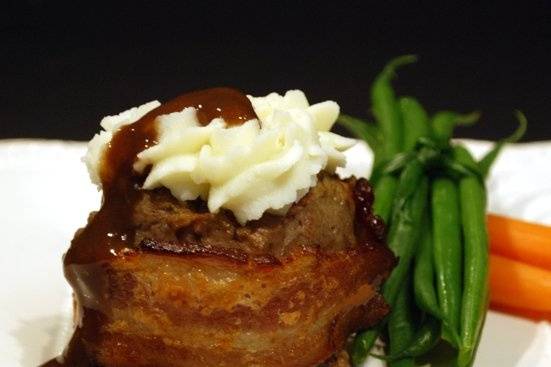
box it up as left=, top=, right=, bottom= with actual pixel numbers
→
left=85, top=90, right=356, bottom=224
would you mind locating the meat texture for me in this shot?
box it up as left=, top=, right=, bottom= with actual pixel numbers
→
left=63, top=175, right=396, bottom=367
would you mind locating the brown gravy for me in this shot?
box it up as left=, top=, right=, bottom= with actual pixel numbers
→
left=43, top=87, right=256, bottom=366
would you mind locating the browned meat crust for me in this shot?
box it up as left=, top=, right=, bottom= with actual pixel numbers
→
left=320, top=350, right=351, bottom=367
left=61, top=175, right=395, bottom=367
left=133, top=173, right=360, bottom=259
left=67, top=245, right=394, bottom=367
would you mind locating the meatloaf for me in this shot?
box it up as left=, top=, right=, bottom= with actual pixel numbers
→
left=54, top=175, right=395, bottom=367
left=47, top=88, right=396, bottom=367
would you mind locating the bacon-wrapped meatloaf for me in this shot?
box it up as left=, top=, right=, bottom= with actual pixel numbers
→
left=45, top=88, right=395, bottom=367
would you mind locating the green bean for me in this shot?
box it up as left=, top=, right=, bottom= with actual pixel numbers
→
left=370, top=152, right=415, bottom=186
left=337, top=114, right=381, bottom=150
left=384, top=163, right=428, bottom=307
left=371, top=55, right=417, bottom=159
left=414, top=212, right=442, bottom=319
left=384, top=316, right=441, bottom=361
left=372, top=175, right=398, bottom=222
left=351, top=169, right=428, bottom=366
left=350, top=328, right=380, bottom=366
left=374, top=165, right=425, bottom=362
left=399, top=96, right=431, bottom=152
left=453, top=146, right=489, bottom=367
left=336, top=114, right=379, bottom=143
left=431, top=178, right=462, bottom=347
left=370, top=56, right=417, bottom=221
left=336, top=114, right=385, bottom=174
left=351, top=58, right=417, bottom=367
left=388, top=158, right=425, bottom=226
left=387, top=281, right=415, bottom=367
left=479, top=110, right=527, bottom=178
left=431, top=111, right=480, bottom=146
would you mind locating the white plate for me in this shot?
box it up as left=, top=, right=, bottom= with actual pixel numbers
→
left=0, top=139, right=550, bottom=367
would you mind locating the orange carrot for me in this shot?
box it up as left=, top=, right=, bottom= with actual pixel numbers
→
left=490, top=303, right=551, bottom=322
left=489, top=254, right=551, bottom=313
left=487, top=213, right=551, bottom=270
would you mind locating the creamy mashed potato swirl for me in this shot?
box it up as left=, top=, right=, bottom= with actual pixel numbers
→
left=86, top=90, right=355, bottom=224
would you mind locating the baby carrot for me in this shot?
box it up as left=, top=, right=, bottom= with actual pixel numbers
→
left=490, top=303, right=551, bottom=322
left=489, top=254, right=551, bottom=313
left=487, top=214, right=551, bottom=270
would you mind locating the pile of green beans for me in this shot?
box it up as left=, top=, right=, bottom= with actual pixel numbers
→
left=338, top=56, right=526, bottom=367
